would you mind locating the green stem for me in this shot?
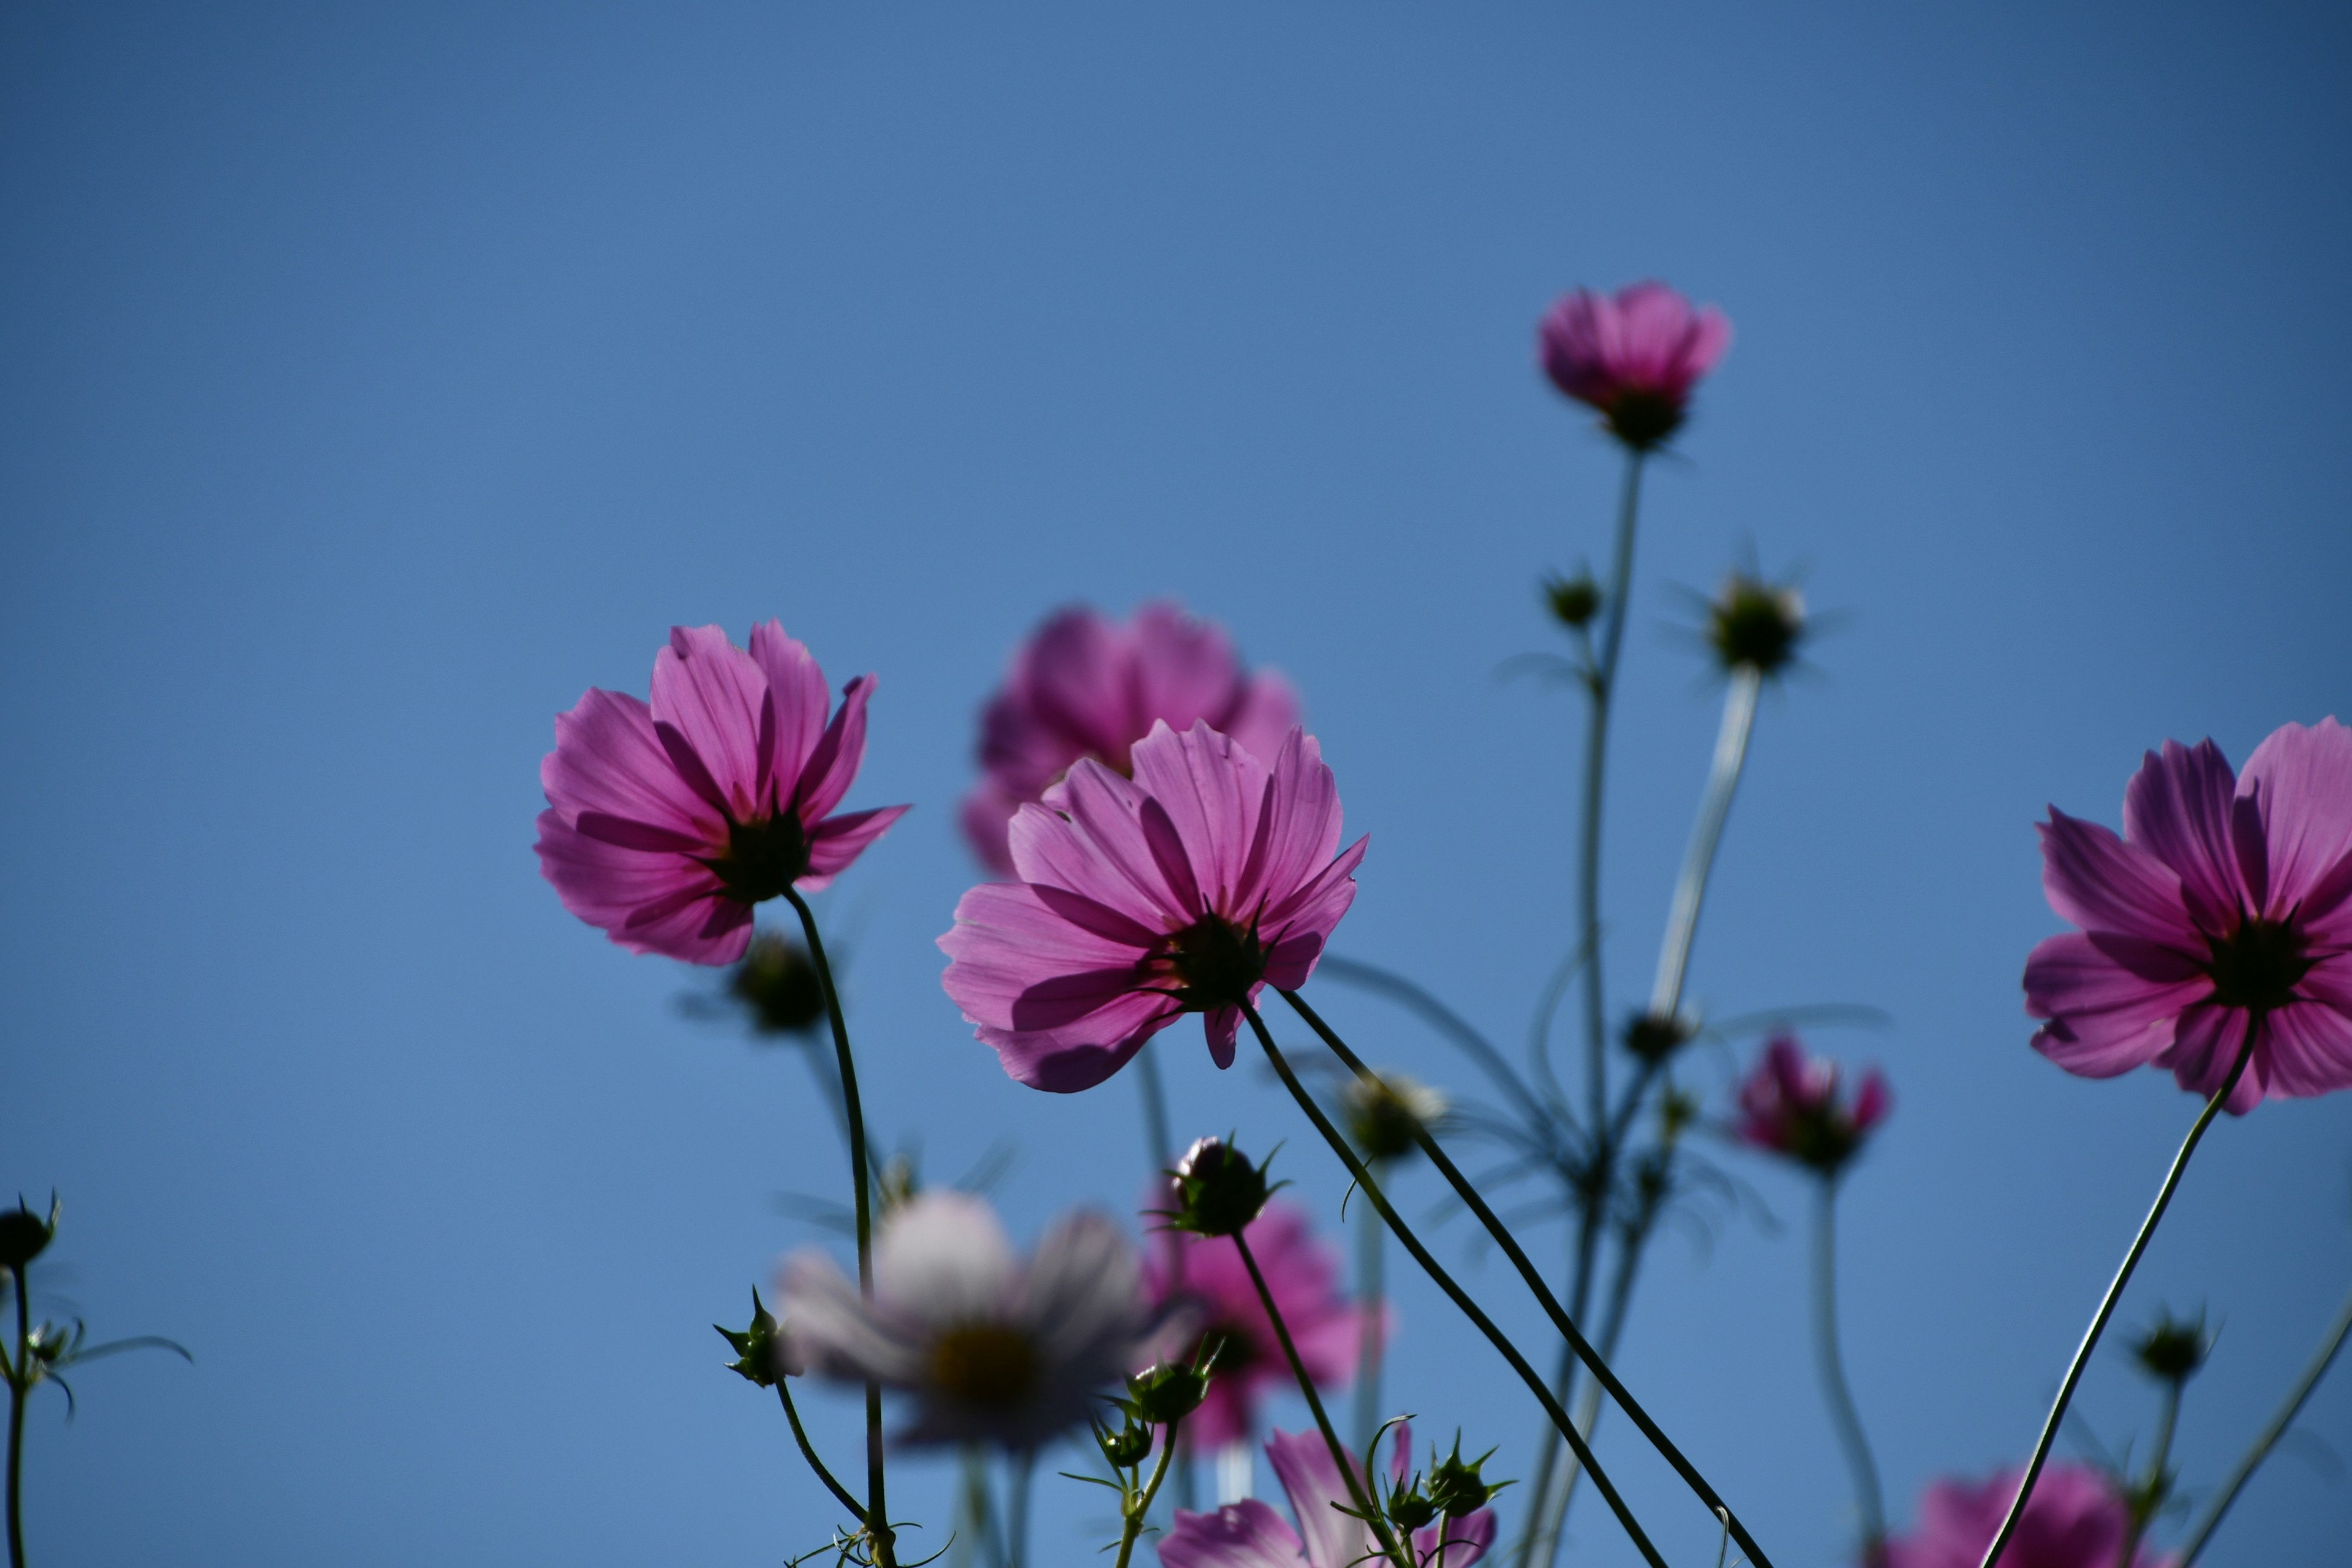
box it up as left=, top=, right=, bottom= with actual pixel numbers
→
left=1283, top=989, right=1773, bottom=1568
left=1112, top=1422, right=1183, bottom=1568
left=1975, top=1020, right=2259, bottom=1568
left=1006, top=1452, right=1033, bottom=1568
left=1241, top=1003, right=1673, bottom=1568
left=1352, top=1157, right=1387, bottom=1460
left=777, top=1380, right=868, bottom=1524
left=7, top=1264, right=26, bottom=1568
left=2177, top=1273, right=2352, bottom=1564
left=1235, top=1229, right=1411, bottom=1568
left=1579, top=448, right=1646, bottom=1131
left=784, top=888, right=893, bottom=1568
left=1136, top=1040, right=1194, bottom=1514
left=1648, top=666, right=1760, bottom=1020
left=1811, top=1182, right=1885, bottom=1555
left=2116, top=1376, right=2180, bottom=1568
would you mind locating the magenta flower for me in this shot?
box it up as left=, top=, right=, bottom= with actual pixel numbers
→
left=535, top=623, right=910, bottom=965
left=2023, top=718, right=2352, bottom=1112
left=1882, top=1464, right=2171, bottom=1568
left=1142, top=1200, right=1366, bottom=1452
left=1536, top=281, right=1731, bottom=450
left=1733, top=1034, right=1891, bottom=1178
left=960, top=601, right=1300, bottom=877
left=938, top=719, right=1366, bottom=1091
left=1159, top=1424, right=1497, bottom=1568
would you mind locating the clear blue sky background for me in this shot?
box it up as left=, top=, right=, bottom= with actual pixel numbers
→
left=4, top=3, right=2348, bottom=1564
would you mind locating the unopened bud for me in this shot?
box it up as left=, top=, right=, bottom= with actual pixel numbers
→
left=2131, top=1310, right=2209, bottom=1384
left=1543, top=571, right=1603, bottom=631
left=1127, top=1356, right=1215, bottom=1426
left=1099, top=1418, right=1154, bottom=1468
left=1166, top=1137, right=1275, bottom=1239
left=1427, top=1438, right=1507, bottom=1518
left=715, top=1287, right=802, bottom=1387
left=0, top=1197, right=58, bottom=1273
left=728, top=933, right=826, bottom=1036
left=1344, top=1072, right=1444, bottom=1166
left=1706, top=573, right=1805, bottom=675
left=1621, top=1011, right=1695, bottom=1065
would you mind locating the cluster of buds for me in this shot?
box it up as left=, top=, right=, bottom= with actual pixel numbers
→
left=1098, top=1345, right=1221, bottom=1469
left=1376, top=1430, right=1510, bottom=1537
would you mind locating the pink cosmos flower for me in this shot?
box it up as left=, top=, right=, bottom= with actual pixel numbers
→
left=1159, top=1424, right=1497, bottom=1568
left=959, top=601, right=1300, bottom=878
left=1733, top=1034, right=1891, bottom=1178
left=778, top=1191, right=1152, bottom=1452
left=2022, top=718, right=2352, bottom=1113
left=1143, top=1199, right=1366, bottom=1452
left=1537, top=281, right=1731, bottom=450
left=535, top=623, right=910, bottom=965
left=938, top=719, right=1366, bottom=1092
left=1881, top=1464, right=2171, bottom=1568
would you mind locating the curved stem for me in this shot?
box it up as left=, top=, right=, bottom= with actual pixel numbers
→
left=1352, top=1160, right=1388, bottom=1460
left=1241, top=1002, right=1673, bottom=1568
left=1975, top=1020, right=2259, bottom=1568
left=777, top=1381, right=868, bottom=1525
left=1578, top=449, right=1646, bottom=1133
left=1112, top=1422, right=1183, bottom=1568
left=7, top=1264, right=26, bottom=1568
left=1283, top=989, right=1773, bottom=1568
left=1235, top=1230, right=1411, bottom=1568
left=784, top=888, right=893, bottom=1568
left=1811, top=1182, right=1885, bottom=1555
left=2178, top=1273, right=2352, bottom=1564
left=1649, top=666, right=1760, bottom=1019
left=1532, top=1191, right=1660, bottom=1565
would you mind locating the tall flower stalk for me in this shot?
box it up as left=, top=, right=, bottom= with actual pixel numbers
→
left=2179, top=1275, right=2352, bottom=1563
left=1812, top=1181, right=1885, bottom=1556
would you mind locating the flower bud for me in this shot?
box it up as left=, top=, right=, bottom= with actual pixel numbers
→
left=2130, top=1310, right=2209, bottom=1384
left=1098, top=1417, right=1155, bottom=1468
left=1344, top=1072, right=1445, bottom=1166
left=1126, top=1355, right=1215, bottom=1426
left=1166, top=1137, right=1275, bottom=1239
left=1426, top=1438, right=1507, bottom=1518
left=1384, top=1479, right=1439, bottom=1534
left=1621, top=1010, right=1695, bottom=1065
left=1542, top=571, right=1602, bottom=632
left=1706, top=573, right=1805, bottom=676
left=715, top=1287, right=802, bottom=1387
left=728, top=933, right=826, bottom=1037
left=0, top=1197, right=58, bottom=1273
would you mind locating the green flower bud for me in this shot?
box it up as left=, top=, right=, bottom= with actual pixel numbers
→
left=2130, top=1309, right=2209, bottom=1384
left=1706, top=573, right=1806, bottom=675
left=1098, top=1418, right=1155, bottom=1469
left=0, top=1197, right=58, bottom=1274
left=1344, top=1072, right=1445, bottom=1166
left=728, top=933, right=826, bottom=1037
left=714, top=1287, right=801, bottom=1387
left=1127, top=1357, right=1215, bottom=1426
left=1166, top=1137, right=1275, bottom=1240
left=1543, top=571, right=1603, bottom=631
left=1427, top=1438, right=1507, bottom=1518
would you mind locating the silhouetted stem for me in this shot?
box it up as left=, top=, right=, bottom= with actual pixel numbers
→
left=785, top=888, right=894, bottom=1568
left=1812, top=1182, right=1885, bottom=1555
left=1580, top=448, right=1646, bottom=1130
left=2178, top=1273, right=2352, bottom=1564
left=2116, top=1376, right=2180, bottom=1568
left=1235, top=1229, right=1412, bottom=1568
left=1242, top=1002, right=1673, bottom=1568
left=1975, top=1021, right=2258, bottom=1568
left=7, top=1264, right=26, bottom=1568
left=777, top=1380, right=867, bottom=1525
left=1112, top=1421, right=1183, bottom=1568
left=1649, top=666, right=1760, bottom=1019
left=1283, top=989, right=1773, bottom=1568
left=1529, top=1199, right=1654, bottom=1564
left=1006, top=1452, right=1034, bottom=1568
left=1352, top=1165, right=1387, bottom=1460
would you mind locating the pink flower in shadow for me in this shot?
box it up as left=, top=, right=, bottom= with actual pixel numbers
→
left=1882, top=1464, right=2171, bottom=1568
left=1733, top=1034, right=1891, bottom=1179
left=535, top=623, right=909, bottom=964
left=1537, top=281, right=1731, bottom=450
left=2024, top=718, right=2352, bottom=1112
left=960, top=601, right=1299, bottom=878
left=1142, top=1199, right=1368, bottom=1452
left=1159, top=1423, right=1496, bottom=1568
left=938, top=720, right=1366, bottom=1091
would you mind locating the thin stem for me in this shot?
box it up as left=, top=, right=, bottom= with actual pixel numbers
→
left=1133, top=1042, right=1197, bottom=1515
left=1578, top=448, right=1646, bottom=1134
left=1241, top=1002, right=1673, bottom=1568
left=1112, top=1422, right=1184, bottom=1568
left=1006, top=1451, right=1034, bottom=1568
left=784, top=888, right=893, bottom=1568
left=1353, top=1157, right=1387, bottom=1460
left=1975, top=1020, right=2259, bottom=1568
left=1235, top=1229, right=1412, bottom=1568
left=1649, top=666, right=1761, bottom=1019
left=1811, top=1182, right=1885, bottom=1555
left=2116, top=1376, right=2181, bottom=1568
left=1284, top=989, right=1774, bottom=1568
left=777, top=1381, right=869, bottom=1524
left=2178, top=1273, right=2352, bottom=1564
left=7, top=1264, right=26, bottom=1568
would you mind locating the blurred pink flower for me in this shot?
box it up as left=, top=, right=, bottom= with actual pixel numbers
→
left=1142, top=1199, right=1366, bottom=1452
left=1159, top=1423, right=1496, bottom=1568
left=959, top=601, right=1299, bottom=877
left=778, top=1191, right=1150, bottom=1452
left=1882, top=1464, right=2171, bottom=1568
left=1537, top=281, right=1731, bottom=450
left=938, top=720, right=1366, bottom=1091
left=1733, top=1034, right=1890, bottom=1178
left=2023, top=718, right=2352, bottom=1112
left=535, top=623, right=909, bottom=964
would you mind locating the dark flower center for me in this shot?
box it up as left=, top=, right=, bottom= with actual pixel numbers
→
left=1166, top=914, right=1265, bottom=1012
left=1780, top=1109, right=1863, bottom=1177
left=2204, top=914, right=2310, bottom=1012
left=928, top=1323, right=1038, bottom=1409
left=1602, top=388, right=1686, bottom=450
left=707, top=808, right=809, bottom=906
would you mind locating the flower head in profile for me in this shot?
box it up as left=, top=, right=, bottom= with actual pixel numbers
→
left=960, top=602, right=1300, bottom=877
left=535, top=623, right=909, bottom=964
left=1142, top=1199, right=1365, bottom=1452
left=1733, top=1035, right=1890, bottom=1179
left=1159, top=1424, right=1498, bottom=1568
left=939, top=720, right=1367, bottom=1091
left=1537, top=281, right=1731, bottom=450
left=2023, top=718, right=2352, bottom=1112
left=777, top=1191, right=1149, bottom=1452
left=1882, top=1464, right=2172, bottom=1568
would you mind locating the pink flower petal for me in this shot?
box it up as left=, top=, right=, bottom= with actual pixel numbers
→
left=1020, top=763, right=1193, bottom=927
left=747, top=619, right=831, bottom=793
left=534, top=811, right=749, bottom=963
left=2024, top=932, right=2209, bottom=1077
left=1157, top=1501, right=1305, bottom=1568
left=938, top=883, right=1155, bottom=1031
left=540, top=687, right=722, bottom=843
left=1203, top=1003, right=1243, bottom=1068
left=1265, top=1427, right=1377, bottom=1568
left=2255, top=999, right=2352, bottom=1099
left=1414, top=1509, right=1497, bottom=1568
left=2037, top=810, right=2201, bottom=947
left=1130, top=721, right=1271, bottom=914
left=796, top=674, right=876, bottom=825
left=648, top=625, right=771, bottom=820
left=799, top=802, right=909, bottom=892
left=2237, top=717, right=2352, bottom=915
left=2155, top=1004, right=2267, bottom=1113
left=2122, top=739, right=2250, bottom=931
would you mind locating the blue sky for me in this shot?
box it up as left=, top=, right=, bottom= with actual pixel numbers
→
left=4, top=2, right=2348, bottom=1564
